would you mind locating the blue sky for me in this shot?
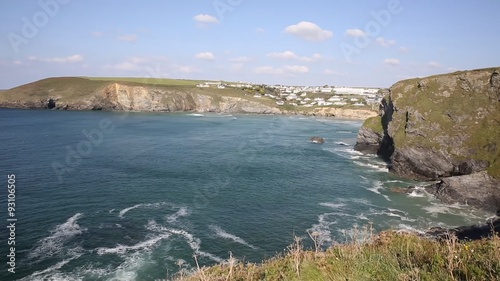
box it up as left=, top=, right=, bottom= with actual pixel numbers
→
left=1, top=0, right=499, bottom=89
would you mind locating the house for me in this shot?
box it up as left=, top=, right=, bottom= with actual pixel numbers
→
left=196, top=83, right=209, bottom=88
left=217, top=85, right=226, bottom=89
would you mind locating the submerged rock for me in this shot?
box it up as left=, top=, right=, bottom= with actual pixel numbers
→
left=310, top=136, right=325, bottom=144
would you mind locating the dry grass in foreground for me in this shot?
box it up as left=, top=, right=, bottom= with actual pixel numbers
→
left=173, top=228, right=500, bottom=281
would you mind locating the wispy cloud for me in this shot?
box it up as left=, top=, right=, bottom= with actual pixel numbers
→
left=384, top=58, right=400, bottom=66
left=284, top=21, right=333, bottom=41
left=254, top=65, right=309, bottom=75
left=173, top=64, right=202, bottom=74
left=29, top=54, right=84, bottom=63
left=117, top=34, right=138, bottom=42
left=428, top=61, right=442, bottom=68
left=195, top=52, right=215, bottom=61
left=398, top=47, right=410, bottom=53
left=194, top=14, right=220, bottom=25
left=324, top=69, right=345, bottom=76
left=376, top=37, right=396, bottom=48
left=91, top=31, right=103, bottom=37
left=345, top=29, right=367, bottom=37
left=267, top=51, right=322, bottom=62
left=229, top=56, right=252, bottom=63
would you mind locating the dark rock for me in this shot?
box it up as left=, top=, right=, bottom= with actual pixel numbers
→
left=427, top=218, right=500, bottom=241
left=424, top=172, right=500, bottom=213
left=457, top=159, right=489, bottom=175
left=310, top=136, right=325, bottom=144
left=353, top=126, right=383, bottom=154
left=47, top=98, right=56, bottom=109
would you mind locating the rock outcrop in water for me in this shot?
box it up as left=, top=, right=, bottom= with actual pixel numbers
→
left=354, top=67, right=500, bottom=212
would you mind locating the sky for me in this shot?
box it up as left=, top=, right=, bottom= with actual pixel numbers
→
left=1, top=0, right=500, bottom=89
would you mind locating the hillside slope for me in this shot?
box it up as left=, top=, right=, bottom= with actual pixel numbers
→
left=354, top=67, right=500, bottom=212
left=0, top=77, right=377, bottom=119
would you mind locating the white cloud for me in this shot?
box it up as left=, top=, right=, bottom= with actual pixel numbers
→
left=384, top=58, right=400, bottom=66
left=195, top=52, right=215, bottom=61
left=345, top=29, right=366, bottom=37
left=194, top=14, right=220, bottom=24
left=256, top=28, right=265, bottom=33
left=91, top=31, right=103, bottom=37
left=268, top=51, right=299, bottom=60
left=117, top=34, right=138, bottom=42
left=376, top=37, right=396, bottom=47
left=324, top=69, right=344, bottom=76
left=398, top=47, right=410, bottom=53
left=229, top=56, right=252, bottom=63
left=284, top=21, right=333, bottom=41
left=267, top=51, right=322, bottom=62
left=29, top=54, right=84, bottom=63
left=284, top=65, right=309, bottom=74
left=114, top=61, right=140, bottom=71
left=428, top=61, right=442, bottom=68
left=13, top=60, right=23, bottom=66
left=254, top=65, right=309, bottom=75
left=173, top=65, right=202, bottom=74
left=231, top=63, right=244, bottom=70
left=254, top=66, right=284, bottom=75
left=109, top=56, right=169, bottom=72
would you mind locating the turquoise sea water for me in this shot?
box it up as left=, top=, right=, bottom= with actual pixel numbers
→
left=0, top=109, right=492, bottom=281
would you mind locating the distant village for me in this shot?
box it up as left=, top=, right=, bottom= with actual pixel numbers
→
left=196, top=81, right=383, bottom=108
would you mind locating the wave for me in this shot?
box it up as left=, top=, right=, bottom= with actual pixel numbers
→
left=334, top=141, right=350, bottom=146
left=147, top=220, right=223, bottom=263
left=118, top=204, right=141, bottom=218
left=21, top=253, right=82, bottom=281
left=118, top=201, right=177, bottom=218
left=353, top=161, right=388, bottom=173
left=187, top=113, right=204, bottom=117
left=96, top=233, right=171, bottom=255
left=308, top=213, right=337, bottom=246
left=319, top=202, right=346, bottom=209
left=28, top=213, right=87, bottom=261
left=166, top=206, right=190, bottom=224
left=366, top=180, right=391, bottom=201
left=209, top=225, right=258, bottom=249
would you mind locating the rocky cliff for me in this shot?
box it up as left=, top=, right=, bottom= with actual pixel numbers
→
left=354, top=68, right=500, bottom=212
left=0, top=77, right=377, bottom=119
left=0, top=78, right=282, bottom=114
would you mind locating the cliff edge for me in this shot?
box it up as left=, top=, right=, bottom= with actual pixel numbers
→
left=354, top=67, right=500, bottom=212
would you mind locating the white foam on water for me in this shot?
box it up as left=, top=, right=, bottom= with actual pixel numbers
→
left=407, top=189, right=426, bottom=198
left=118, top=202, right=177, bottom=218
left=166, top=206, right=191, bottom=224
left=319, top=202, right=346, bottom=209
left=118, top=204, right=142, bottom=218
left=28, top=213, right=87, bottom=261
left=147, top=220, right=224, bottom=263
left=308, top=213, right=337, bottom=245
left=334, top=141, right=350, bottom=146
left=353, top=161, right=388, bottom=173
left=366, top=180, right=391, bottom=201
left=209, top=225, right=258, bottom=250
left=22, top=253, right=83, bottom=281
left=397, top=224, right=426, bottom=235
left=187, top=113, right=204, bottom=117
left=96, top=233, right=172, bottom=255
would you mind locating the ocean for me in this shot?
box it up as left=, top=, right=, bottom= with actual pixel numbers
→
left=0, top=109, right=491, bottom=281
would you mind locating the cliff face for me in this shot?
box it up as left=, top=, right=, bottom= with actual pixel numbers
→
left=0, top=79, right=281, bottom=114
left=355, top=68, right=500, bottom=212
left=0, top=77, right=378, bottom=119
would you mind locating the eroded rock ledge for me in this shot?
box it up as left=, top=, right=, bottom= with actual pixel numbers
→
left=354, top=67, right=500, bottom=212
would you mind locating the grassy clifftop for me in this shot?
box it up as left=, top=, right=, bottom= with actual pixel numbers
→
left=174, top=231, right=500, bottom=281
